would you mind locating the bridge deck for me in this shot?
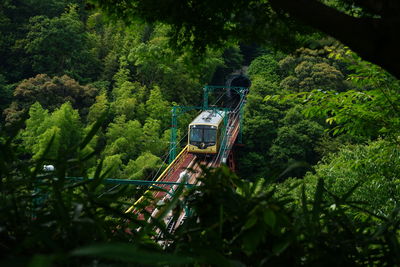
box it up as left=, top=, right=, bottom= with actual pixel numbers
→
left=127, top=112, right=241, bottom=226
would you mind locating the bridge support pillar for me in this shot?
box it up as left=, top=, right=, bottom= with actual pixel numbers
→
left=228, top=149, right=236, bottom=172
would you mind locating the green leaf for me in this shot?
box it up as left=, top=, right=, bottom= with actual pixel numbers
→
left=80, top=110, right=108, bottom=150
left=71, top=243, right=194, bottom=265
left=195, top=248, right=237, bottom=267
left=242, top=228, right=263, bottom=255
left=90, top=158, right=107, bottom=190
left=243, top=215, right=257, bottom=230
left=263, top=209, right=276, bottom=229
left=301, top=184, right=309, bottom=224
left=340, top=181, right=363, bottom=202
left=325, top=117, right=335, bottom=125
left=264, top=95, right=272, bottom=101
left=312, top=178, right=324, bottom=222
left=272, top=239, right=291, bottom=256
left=332, top=127, right=341, bottom=136
left=28, top=254, right=54, bottom=267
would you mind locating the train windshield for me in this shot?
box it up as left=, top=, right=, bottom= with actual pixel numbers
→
left=190, top=128, right=203, bottom=142
left=190, top=125, right=217, bottom=143
left=204, top=128, right=217, bottom=142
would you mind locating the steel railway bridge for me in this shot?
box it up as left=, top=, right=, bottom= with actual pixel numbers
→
left=124, top=75, right=250, bottom=230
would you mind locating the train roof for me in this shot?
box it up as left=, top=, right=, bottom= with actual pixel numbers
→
left=190, top=110, right=226, bottom=126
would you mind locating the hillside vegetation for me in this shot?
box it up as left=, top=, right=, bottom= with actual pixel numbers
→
left=0, top=0, right=399, bottom=265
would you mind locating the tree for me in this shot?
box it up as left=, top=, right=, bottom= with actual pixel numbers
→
left=238, top=94, right=284, bottom=179
left=92, top=0, right=400, bottom=79
left=142, top=118, right=165, bottom=156
left=279, top=46, right=350, bottom=92
left=20, top=102, right=50, bottom=151
left=145, top=86, right=171, bottom=130
left=123, top=151, right=165, bottom=180
left=170, top=166, right=400, bottom=265
left=268, top=105, right=324, bottom=173
left=210, top=45, right=245, bottom=85
left=112, top=85, right=138, bottom=120
left=297, top=49, right=400, bottom=140
left=87, top=93, right=109, bottom=124
left=104, top=115, right=144, bottom=161
left=86, top=12, right=125, bottom=82
left=4, top=74, right=97, bottom=124
left=237, top=52, right=286, bottom=179
left=101, top=154, right=124, bottom=178
left=21, top=6, right=101, bottom=82
left=125, top=24, right=223, bottom=104
left=0, top=0, right=83, bottom=82
left=300, top=139, right=400, bottom=216
left=0, top=74, right=13, bottom=118
left=238, top=49, right=336, bottom=178
left=247, top=54, right=282, bottom=84
left=22, top=102, right=83, bottom=161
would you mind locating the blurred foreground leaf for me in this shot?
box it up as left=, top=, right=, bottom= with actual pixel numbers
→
left=71, top=243, right=194, bottom=265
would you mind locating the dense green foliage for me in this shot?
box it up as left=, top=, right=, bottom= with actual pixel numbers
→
left=170, top=168, right=400, bottom=266
left=1, top=0, right=400, bottom=266
left=90, top=0, right=400, bottom=79
left=0, top=0, right=229, bottom=180
left=304, top=140, right=400, bottom=215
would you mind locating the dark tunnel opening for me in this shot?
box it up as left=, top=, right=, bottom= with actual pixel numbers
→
left=228, top=75, right=251, bottom=88
left=224, top=75, right=251, bottom=109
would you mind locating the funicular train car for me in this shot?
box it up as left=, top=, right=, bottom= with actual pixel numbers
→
left=187, top=110, right=227, bottom=154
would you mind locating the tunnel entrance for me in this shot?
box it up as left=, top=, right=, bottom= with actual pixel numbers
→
left=224, top=74, right=251, bottom=109
left=227, top=74, right=251, bottom=88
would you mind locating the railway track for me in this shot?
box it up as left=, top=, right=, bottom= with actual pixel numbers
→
left=126, top=102, right=242, bottom=232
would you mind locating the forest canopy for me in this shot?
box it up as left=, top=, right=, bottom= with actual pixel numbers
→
left=1, top=0, right=400, bottom=265
left=91, top=0, right=400, bottom=79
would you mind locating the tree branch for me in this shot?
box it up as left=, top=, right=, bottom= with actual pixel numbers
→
left=270, top=0, right=400, bottom=78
